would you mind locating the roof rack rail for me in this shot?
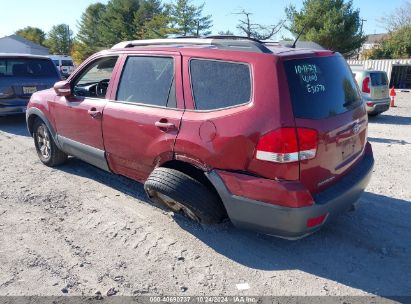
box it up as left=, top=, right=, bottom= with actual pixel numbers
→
left=261, top=40, right=280, bottom=45
left=175, top=35, right=200, bottom=39
left=111, top=37, right=273, bottom=54
left=112, top=38, right=214, bottom=49
left=205, top=35, right=263, bottom=44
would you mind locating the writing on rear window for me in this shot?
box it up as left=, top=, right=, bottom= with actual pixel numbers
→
left=294, top=64, right=317, bottom=75
left=307, top=83, right=325, bottom=94
left=284, top=56, right=362, bottom=119
left=294, top=64, right=326, bottom=94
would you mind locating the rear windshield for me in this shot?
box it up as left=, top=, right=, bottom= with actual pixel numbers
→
left=0, top=58, right=58, bottom=77
left=284, top=55, right=362, bottom=119
left=62, top=60, right=74, bottom=66
left=370, top=72, right=388, bottom=86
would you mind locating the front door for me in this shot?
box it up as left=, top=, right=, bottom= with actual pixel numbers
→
left=102, top=53, right=184, bottom=181
left=51, top=56, right=120, bottom=170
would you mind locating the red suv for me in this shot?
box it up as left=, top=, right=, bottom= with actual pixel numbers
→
left=26, top=37, right=374, bottom=239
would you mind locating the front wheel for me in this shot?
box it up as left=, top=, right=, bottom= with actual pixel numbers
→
left=33, top=118, right=68, bottom=167
left=144, top=167, right=226, bottom=224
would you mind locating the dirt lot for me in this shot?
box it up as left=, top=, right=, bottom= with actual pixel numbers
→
left=0, top=93, right=410, bottom=299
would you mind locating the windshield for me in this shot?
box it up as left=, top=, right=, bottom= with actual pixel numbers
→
left=0, top=58, right=58, bottom=78
left=283, top=55, right=362, bottom=119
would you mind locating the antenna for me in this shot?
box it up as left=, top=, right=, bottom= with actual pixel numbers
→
left=292, top=23, right=308, bottom=48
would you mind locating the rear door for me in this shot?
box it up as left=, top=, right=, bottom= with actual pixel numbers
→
left=283, top=54, right=368, bottom=194
left=370, top=71, right=389, bottom=100
left=102, top=52, right=184, bottom=182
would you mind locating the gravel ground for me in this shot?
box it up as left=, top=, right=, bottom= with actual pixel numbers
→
left=0, top=93, right=410, bottom=300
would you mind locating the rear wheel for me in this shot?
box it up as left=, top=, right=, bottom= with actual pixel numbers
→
left=144, top=167, right=226, bottom=224
left=33, top=118, right=68, bottom=167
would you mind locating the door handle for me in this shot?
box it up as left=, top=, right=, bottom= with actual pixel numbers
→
left=88, top=108, right=102, bottom=119
left=155, top=121, right=177, bottom=131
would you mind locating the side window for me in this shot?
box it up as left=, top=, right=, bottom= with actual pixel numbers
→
left=190, top=59, right=251, bottom=110
left=116, top=56, right=175, bottom=108
left=73, top=57, right=118, bottom=98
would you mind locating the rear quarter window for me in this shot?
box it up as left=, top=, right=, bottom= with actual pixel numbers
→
left=284, top=55, right=362, bottom=119
left=190, top=59, right=251, bottom=110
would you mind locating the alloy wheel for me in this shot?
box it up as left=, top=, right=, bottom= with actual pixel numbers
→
left=37, top=125, right=51, bottom=159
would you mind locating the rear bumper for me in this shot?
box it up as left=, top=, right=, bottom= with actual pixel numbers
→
left=0, top=105, right=28, bottom=116
left=0, top=99, right=29, bottom=116
left=364, top=97, right=390, bottom=114
left=207, top=144, right=374, bottom=239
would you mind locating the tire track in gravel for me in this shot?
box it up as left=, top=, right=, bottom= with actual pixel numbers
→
left=1, top=103, right=411, bottom=298
left=0, top=123, right=201, bottom=295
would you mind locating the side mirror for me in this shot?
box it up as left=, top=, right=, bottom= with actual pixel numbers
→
left=54, top=81, right=71, bottom=97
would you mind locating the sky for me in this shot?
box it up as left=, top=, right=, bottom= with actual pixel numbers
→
left=0, top=0, right=408, bottom=39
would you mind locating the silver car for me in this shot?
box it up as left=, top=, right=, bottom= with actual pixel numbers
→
left=353, top=69, right=390, bottom=116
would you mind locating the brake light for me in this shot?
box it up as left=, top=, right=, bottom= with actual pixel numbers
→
left=362, top=77, right=370, bottom=93
left=255, top=128, right=318, bottom=163
left=307, top=213, right=329, bottom=228
left=316, top=51, right=334, bottom=57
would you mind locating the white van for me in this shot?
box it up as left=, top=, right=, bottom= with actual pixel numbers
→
left=48, top=55, right=74, bottom=78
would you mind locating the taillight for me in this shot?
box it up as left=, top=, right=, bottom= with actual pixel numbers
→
left=0, top=87, right=14, bottom=99
left=362, top=77, right=370, bottom=93
left=255, top=128, right=318, bottom=163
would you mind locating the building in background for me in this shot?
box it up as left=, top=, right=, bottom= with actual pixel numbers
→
left=361, top=34, right=388, bottom=51
left=348, top=59, right=411, bottom=89
left=0, top=35, right=49, bottom=55
left=356, top=33, right=388, bottom=60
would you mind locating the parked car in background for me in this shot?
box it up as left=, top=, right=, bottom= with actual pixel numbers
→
left=48, top=55, right=75, bottom=78
left=26, top=37, right=374, bottom=239
left=0, top=53, right=61, bottom=116
left=353, top=69, right=390, bottom=116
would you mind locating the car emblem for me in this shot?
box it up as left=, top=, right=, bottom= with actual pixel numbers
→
left=353, top=123, right=361, bottom=134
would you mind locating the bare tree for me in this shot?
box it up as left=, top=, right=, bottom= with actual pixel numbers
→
left=218, top=30, right=234, bottom=35
left=379, top=1, right=411, bottom=32
left=235, top=10, right=284, bottom=40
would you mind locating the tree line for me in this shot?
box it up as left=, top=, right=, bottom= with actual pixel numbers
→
left=362, top=1, right=411, bottom=59
left=15, top=0, right=374, bottom=64
left=16, top=0, right=213, bottom=63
